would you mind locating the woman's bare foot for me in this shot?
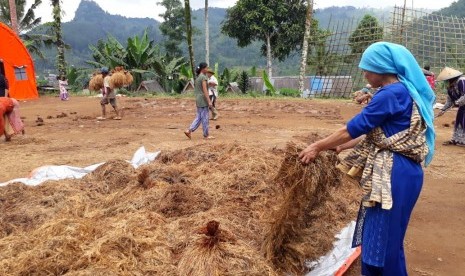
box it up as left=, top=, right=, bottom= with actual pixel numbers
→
left=184, top=130, right=191, bottom=139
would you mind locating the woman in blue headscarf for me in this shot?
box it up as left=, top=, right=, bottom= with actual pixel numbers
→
left=299, top=42, right=435, bottom=275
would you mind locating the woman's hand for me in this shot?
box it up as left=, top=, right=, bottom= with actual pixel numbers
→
left=299, top=143, right=321, bottom=164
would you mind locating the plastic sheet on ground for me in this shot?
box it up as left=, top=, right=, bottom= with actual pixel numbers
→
left=0, top=146, right=160, bottom=187
left=306, top=221, right=357, bottom=276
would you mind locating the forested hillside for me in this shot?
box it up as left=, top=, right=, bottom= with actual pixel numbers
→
left=30, top=0, right=435, bottom=76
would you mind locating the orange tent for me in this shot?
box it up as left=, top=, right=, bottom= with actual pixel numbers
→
left=0, top=22, right=38, bottom=100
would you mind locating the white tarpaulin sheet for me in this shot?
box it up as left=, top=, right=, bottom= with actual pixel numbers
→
left=0, top=146, right=160, bottom=187
left=306, top=221, right=357, bottom=276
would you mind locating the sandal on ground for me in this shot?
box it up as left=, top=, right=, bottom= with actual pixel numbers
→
left=96, top=116, right=106, bottom=120
left=113, top=116, right=122, bottom=120
left=184, top=130, right=192, bottom=139
left=204, top=136, right=215, bottom=140
left=442, top=140, right=456, bottom=146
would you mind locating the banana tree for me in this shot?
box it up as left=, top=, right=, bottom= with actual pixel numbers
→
left=153, top=56, right=185, bottom=92
left=87, top=35, right=128, bottom=69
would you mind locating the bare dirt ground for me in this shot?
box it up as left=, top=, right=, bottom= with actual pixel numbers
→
left=2, top=95, right=465, bottom=275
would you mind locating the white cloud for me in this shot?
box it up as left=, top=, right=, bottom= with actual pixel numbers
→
left=25, top=0, right=457, bottom=23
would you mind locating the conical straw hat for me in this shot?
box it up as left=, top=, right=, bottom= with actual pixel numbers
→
left=437, top=67, right=463, bottom=81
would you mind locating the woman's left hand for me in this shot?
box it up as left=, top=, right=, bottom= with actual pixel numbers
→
left=299, top=143, right=320, bottom=164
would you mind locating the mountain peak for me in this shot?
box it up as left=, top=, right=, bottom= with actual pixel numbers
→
left=73, top=0, right=107, bottom=21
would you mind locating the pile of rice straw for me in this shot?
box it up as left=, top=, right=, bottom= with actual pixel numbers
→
left=110, top=66, right=133, bottom=89
left=88, top=72, right=103, bottom=91
left=0, top=141, right=361, bottom=275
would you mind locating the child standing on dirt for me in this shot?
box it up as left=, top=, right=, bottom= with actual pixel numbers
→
left=58, top=75, right=69, bottom=101
left=97, top=67, right=121, bottom=120
left=184, top=62, right=214, bottom=140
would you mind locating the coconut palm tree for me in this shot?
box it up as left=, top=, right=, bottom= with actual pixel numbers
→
left=1, top=0, right=42, bottom=32
left=7, top=0, right=18, bottom=33
left=51, top=0, right=66, bottom=77
left=1, top=0, right=54, bottom=58
left=184, top=0, right=195, bottom=77
left=205, top=0, right=209, bottom=65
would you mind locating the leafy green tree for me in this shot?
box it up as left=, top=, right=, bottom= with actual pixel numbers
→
left=184, top=0, right=195, bottom=77
left=222, top=0, right=307, bottom=78
left=348, top=14, right=383, bottom=54
left=158, top=0, right=185, bottom=59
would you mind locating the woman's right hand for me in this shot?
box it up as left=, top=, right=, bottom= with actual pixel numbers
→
left=299, top=143, right=321, bottom=164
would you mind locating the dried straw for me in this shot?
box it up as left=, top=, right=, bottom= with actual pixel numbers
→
left=89, top=73, right=104, bottom=91
left=124, top=71, right=134, bottom=86
left=0, top=142, right=360, bottom=275
left=262, top=142, right=360, bottom=274
left=110, top=72, right=126, bottom=89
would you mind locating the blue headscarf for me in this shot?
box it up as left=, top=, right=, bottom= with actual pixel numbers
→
left=359, top=42, right=436, bottom=165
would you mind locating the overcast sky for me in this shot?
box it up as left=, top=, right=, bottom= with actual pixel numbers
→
left=26, top=0, right=458, bottom=23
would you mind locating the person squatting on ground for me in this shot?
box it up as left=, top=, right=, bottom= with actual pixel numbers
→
left=206, top=68, right=219, bottom=120
left=436, top=67, right=465, bottom=146
left=0, top=98, right=25, bottom=141
left=58, top=75, right=69, bottom=101
left=299, top=42, right=435, bottom=276
left=184, top=62, right=215, bottom=140
left=98, top=67, right=121, bottom=120
left=0, top=72, right=25, bottom=142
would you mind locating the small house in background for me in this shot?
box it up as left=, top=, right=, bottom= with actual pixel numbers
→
left=0, top=22, right=38, bottom=100
left=181, top=80, right=195, bottom=94
left=137, top=80, right=165, bottom=93
left=225, top=82, right=241, bottom=93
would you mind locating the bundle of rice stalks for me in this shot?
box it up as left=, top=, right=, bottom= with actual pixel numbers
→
left=124, top=70, right=134, bottom=86
left=89, top=73, right=103, bottom=91
left=110, top=71, right=126, bottom=89
left=178, top=220, right=277, bottom=276
left=262, top=142, right=353, bottom=274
